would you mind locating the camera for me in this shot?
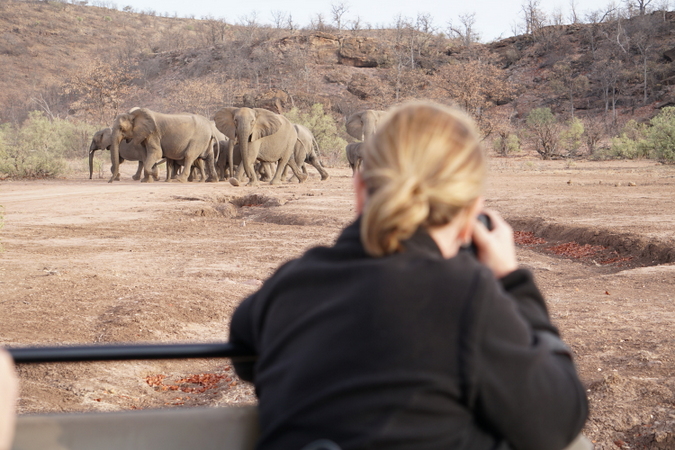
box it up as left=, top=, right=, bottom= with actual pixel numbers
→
left=468, top=213, right=492, bottom=256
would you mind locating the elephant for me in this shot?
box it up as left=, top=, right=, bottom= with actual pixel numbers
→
left=345, top=109, right=387, bottom=141
left=213, top=107, right=306, bottom=186
left=109, top=108, right=218, bottom=183
left=289, top=124, right=329, bottom=181
left=345, top=142, right=364, bottom=177
left=212, top=124, right=234, bottom=181
left=214, top=140, right=274, bottom=181
left=165, top=158, right=207, bottom=182
left=88, top=127, right=162, bottom=181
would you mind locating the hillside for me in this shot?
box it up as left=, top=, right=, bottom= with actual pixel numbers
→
left=3, top=0, right=675, bottom=148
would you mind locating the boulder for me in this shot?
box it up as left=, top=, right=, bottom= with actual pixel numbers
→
left=242, top=90, right=290, bottom=114
left=339, top=37, right=385, bottom=68
left=276, top=33, right=340, bottom=65
left=347, top=73, right=382, bottom=100
left=664, top=47, right=675, bottom=62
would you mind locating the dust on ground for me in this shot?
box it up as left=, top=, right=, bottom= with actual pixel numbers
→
left=1, top=159, right=674, bottom=449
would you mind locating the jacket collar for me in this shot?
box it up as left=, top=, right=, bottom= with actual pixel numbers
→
left=337, top=216, right=444, bottom=259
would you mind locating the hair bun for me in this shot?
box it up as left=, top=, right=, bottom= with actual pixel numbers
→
left=359, top=102, right=485, bottom=257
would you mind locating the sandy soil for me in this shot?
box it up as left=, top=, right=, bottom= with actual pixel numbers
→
left=1, top=159, right=674, bottom=449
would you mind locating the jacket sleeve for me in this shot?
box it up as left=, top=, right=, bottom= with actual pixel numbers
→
left=468, top=268, right=588, bottom=450
left=229, top=294, right=258, bottom=382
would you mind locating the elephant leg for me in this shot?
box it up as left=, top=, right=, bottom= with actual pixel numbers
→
left=229, top=163, right=247, bottom=186
left=111, top=158, right=124, bottom=181
left=142, top=141, right=162, bottom=183
left=308, top=153, right=329, bottom=180
left=132, top=161, right=143, bottom=181
left=261, top=162, right=275, bottom=182
left=240, top=151, right=259, bottom=187
left=204, top=155, right=218, bottom=183
left=150, top=159, right=163, bottom=181
left=176, top=148, right=200, bottom=183
left=271, top=153, right=306, bottom=185
left=216, top=155, right=227, bottom=181
left=165, top=160, right=174, bottom=182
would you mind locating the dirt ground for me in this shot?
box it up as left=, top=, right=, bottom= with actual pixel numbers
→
left=1, top=158, right=674, bottom=449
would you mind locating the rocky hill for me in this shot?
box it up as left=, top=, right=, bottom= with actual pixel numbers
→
left=3, top=0, right=675, bottom=139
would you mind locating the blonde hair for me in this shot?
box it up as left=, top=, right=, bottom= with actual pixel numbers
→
left=360, top=102, right=486, bottom=257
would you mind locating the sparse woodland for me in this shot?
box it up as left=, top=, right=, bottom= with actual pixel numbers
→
left=3, top=0, right=675, bottom=177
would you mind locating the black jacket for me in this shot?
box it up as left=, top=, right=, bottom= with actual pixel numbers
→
left=229, top=219, right=588, bottom=450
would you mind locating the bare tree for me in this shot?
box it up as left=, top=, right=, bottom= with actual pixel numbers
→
left=569, top=0, right=579, bottom=23
left=551, top=62, right=589, bottom=118
left=238, top=11, right=259, bottom=28
left=271, top=10, right=287, bottom=29
left=331, top=1, right=350, bottom=31
left=592, top=58, right=623, bottom=123
left=200, top=16, right=228, bottom=47
left=448, top=12, right=479, bottom=47
left=64, top=59, right=138, bottom=123
left=310, top=12, right=329, bottom=31
left=349, top=16, right=362, bottom=33
left=624, top=0, right=654, bottom=15
left=30, top=93, right=56, bottom=121
left=584, top=7, right=616, bottom=59
left=582, top=115, right=606, bottom=155
left=521, top=0, right=547, bottom=36
left=433, top=60, right=515, bottom=137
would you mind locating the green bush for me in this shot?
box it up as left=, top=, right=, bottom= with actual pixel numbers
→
left=645, top=107, right=675, bottom=162
left=602, top=120, right=648, bottom=160
left=492, top=133, right=521, bottom=156
left=605, top=135, right=645, bottom=159
left=0, top=112, right=99, bottom=178
left=560, top=117, right=584, bottom=156
left=284, top=104, right=349, bottom=167
left=525, top=108, right=561, bottom=159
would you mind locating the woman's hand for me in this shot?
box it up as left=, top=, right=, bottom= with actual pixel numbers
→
left=472, top=209, right=518, bottom=279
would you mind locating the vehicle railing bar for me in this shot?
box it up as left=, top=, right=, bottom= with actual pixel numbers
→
left=6, top=342, right=256, bottom=364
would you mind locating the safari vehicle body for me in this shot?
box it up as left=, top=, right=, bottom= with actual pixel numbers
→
left=10, top=343, right=258, bottom=450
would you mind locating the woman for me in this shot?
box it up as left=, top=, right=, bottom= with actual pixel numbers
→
left=229, top=102, right=588, bottom=450
left=0, top=349, right=17, bottom=450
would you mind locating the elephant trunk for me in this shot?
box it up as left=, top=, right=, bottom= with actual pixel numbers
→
left=364, top=123, right=377, bottom=140
left=109, top=129, right=124, bottom=183
left=227, top=138, right=235, bottom=179
left=235, top=124, right=253, bottom=181
left=88, top=141, right=97, bottom=180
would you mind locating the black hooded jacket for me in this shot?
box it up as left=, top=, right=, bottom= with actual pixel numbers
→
left=229, top=219, right=588, bottom=450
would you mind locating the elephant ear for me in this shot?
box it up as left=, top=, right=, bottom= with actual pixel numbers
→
left=252, top=109, right=283, bottom=140
left=129, top=108, right=156, bottom=146
left=346, top=111, right=365, bottom=140
left=213, top=107, right=238, bottom=140
left=101, top=127, right=113, bottom=149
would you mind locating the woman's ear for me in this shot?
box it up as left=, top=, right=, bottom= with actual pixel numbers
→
left=354, top=171, right=368, bottom=215
left=458, top=196, right=484, bottom=243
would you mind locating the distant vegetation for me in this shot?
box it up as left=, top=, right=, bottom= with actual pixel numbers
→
left=1, top=0, right=675, bottom=178
left=0, top=112, right=97, bottom=178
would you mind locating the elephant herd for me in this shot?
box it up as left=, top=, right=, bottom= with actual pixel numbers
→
left=89, top=107, right=386, bottom=185
left=89, top=107, right=330, bottom=186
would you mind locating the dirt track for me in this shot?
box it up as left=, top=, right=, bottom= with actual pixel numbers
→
left=1, top=159, right=674, bottom=449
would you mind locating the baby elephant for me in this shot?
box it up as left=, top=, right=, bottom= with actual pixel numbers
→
left=345, top=142, right=364, bottom=177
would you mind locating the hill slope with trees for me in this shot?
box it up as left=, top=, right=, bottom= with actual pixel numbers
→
left=2, top=0, right=675, bottom=177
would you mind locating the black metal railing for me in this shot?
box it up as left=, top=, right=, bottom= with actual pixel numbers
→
left=6, top=342, right=255, bottom=364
